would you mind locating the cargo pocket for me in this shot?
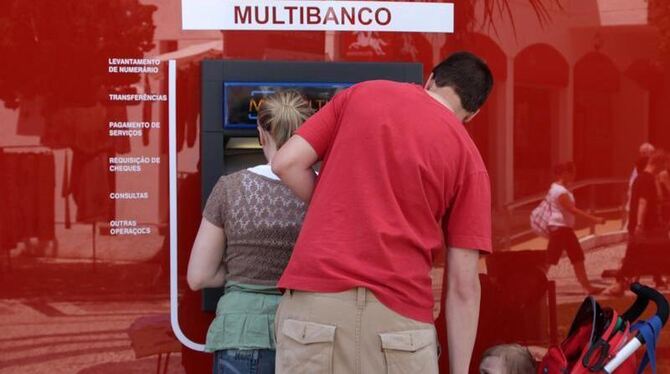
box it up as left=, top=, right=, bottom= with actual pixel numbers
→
left=379, top=329, right=438, bottom=374
left=277, top=319, right=336, bottom=374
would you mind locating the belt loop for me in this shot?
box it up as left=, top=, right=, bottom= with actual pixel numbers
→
left=356, top=287, right=365, bottom=307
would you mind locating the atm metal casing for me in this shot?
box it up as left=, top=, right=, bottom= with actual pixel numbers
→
left=200, top=60, right=422, bottom=311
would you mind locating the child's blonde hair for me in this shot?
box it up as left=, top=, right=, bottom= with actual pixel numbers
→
left=257, top=90, right=313, bottom=149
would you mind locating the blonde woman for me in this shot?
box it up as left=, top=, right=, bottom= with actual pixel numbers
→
left=187, top=90, right=312, bottom=374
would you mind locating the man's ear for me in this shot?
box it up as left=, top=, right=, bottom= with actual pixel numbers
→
left=463, top=109, right=480, bottom=123
left=424, top=73, right=434, bottom=90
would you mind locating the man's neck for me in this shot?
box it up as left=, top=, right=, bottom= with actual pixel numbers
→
left=426, top=90, right=456, bottom=113
left=425, top=87, right=466, bottom=121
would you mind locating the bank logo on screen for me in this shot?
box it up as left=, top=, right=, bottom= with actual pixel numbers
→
left=223, top=82, right=351, bottom=129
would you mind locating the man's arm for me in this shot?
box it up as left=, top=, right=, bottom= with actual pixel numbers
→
left=271, top=135, right=319, bottom=202
left=446, top=246, right=481, bottom=374
left=272, top=87, right=351, bottom=201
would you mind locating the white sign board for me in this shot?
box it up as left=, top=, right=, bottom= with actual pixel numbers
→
left=181, top=0, right=454, bottom=33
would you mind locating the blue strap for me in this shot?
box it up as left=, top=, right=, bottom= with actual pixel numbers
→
left=632, top=316, right=663, bottom=374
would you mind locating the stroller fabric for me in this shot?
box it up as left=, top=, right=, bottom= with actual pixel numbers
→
left=630, top=316, right=662, bottom=374
left=538, top=297, right=637, bottom=373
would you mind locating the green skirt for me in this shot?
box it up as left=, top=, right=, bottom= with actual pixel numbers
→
left=204, top=282, right=281, bottom=352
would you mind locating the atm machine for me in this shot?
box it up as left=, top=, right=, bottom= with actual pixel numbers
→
left=199, top=60, right=423, bottom=311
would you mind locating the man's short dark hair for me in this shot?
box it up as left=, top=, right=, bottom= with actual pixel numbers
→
left=432, top=52, right=494, bottom=113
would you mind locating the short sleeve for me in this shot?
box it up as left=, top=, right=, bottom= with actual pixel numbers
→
left=643, top=176, right=657, bottom=200
left=442, top=172, right=492, bottom=253
left=295, top=87, right=352, bottom=159
left=202, top=177, right=227, bottom=228
left=554, top=185, right=571, bottom=202
left=633, top=174, right=654, bottom=202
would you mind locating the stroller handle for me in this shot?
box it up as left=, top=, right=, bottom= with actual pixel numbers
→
left=628, top=283, right=669, bottom=326
left=621, top=285, right=650, bottom=323
left=603, top=283, right=668, bottom=373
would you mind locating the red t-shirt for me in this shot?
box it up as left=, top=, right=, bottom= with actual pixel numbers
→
left=277, top=80, right=492, bottom=323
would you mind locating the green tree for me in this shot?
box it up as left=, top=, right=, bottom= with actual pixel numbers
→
left=0, top=0, right=156, bottom=109
left=649, top=0, right=670, bottom=58
left=454, top=0, right=562, bottom=35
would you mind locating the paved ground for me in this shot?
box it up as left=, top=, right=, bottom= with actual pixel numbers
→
left=548, top=241, right=626, bottom=304
left=2, top=219, right=669, bottom=372
left=0, top=297, right=184, bottom=374
left=430, top=238, right=631, bottom=316
left=0, top=239, right=187, bottom=373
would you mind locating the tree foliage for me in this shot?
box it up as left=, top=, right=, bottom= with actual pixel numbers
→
left=0, top=0, right=156, bottom=109
left=649, top=0, right=670, bottom=59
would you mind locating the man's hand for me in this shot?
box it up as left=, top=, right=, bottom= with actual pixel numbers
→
left=272, top=135, right=319, bottom=202
left=446, top=247, right=481, bottom=374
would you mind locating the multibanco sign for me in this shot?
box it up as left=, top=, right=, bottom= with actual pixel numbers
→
left=181, top=0, right=454, bottom=33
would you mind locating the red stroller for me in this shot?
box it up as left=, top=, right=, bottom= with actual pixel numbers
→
left=538, top=283, right=668, bottom=373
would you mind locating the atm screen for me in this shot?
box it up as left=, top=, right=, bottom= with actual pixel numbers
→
left=223, top=82, right=352, bottom=129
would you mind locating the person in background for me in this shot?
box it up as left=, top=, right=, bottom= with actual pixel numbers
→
left=479, top=344, right=536, bottom=374
left=186, top=91, right=312, bottom=374
left=623, top=143, right=655, bottom=228
left=632, top=143, right=656, bottom=184
left=271, top=52, right=494, bottom=374
left=628, top=150, right=667, bottom=245
left=609, top=150, right=669, bottom=295
left=545, top=161, right=606, bottom=295
left=657, top=160, right=670, bottom=224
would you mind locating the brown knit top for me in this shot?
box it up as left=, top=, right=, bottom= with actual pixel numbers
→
left=202, top=168, right=306, bottom=286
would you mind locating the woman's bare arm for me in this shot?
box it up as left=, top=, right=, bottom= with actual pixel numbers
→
left=558, top=193, right=605, bottom=224
left=187, top=218, right=227, bottom=290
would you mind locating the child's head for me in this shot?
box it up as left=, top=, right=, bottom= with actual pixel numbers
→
left=479, top=344, right=535, bottom=374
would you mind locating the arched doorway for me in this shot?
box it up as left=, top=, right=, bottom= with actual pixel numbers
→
left=573, top=51, right=620, bottom=179
left=514, top=44, right=569, bottom=198
left=441, top=33, right=507, bottom=198
left=625, top=58, right=668, bottom=150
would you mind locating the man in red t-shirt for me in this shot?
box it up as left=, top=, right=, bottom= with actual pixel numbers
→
left=272, top=52, right=494, bottom=374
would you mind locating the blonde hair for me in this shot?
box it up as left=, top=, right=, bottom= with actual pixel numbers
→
left=640, top=143, right=655, bottom=157
left=257, top=90, right=313, bottom=149
left=480, top=344, right=535, bottom=374
left=648, top=149, right=668, bottom=169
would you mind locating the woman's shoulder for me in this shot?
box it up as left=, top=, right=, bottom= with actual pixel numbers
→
left=214, top=171, right=242, bottom=185
left=217, top=168, right=284, bottom=192
left=247, top=164, right=276, bottom=176
left=214, top=167, right=302, bottom=201
left=548, top=183, right=570, bottom=197
left=210, top=171, right=246, bottom=194
left=551, top=182, right=567, bottom=190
